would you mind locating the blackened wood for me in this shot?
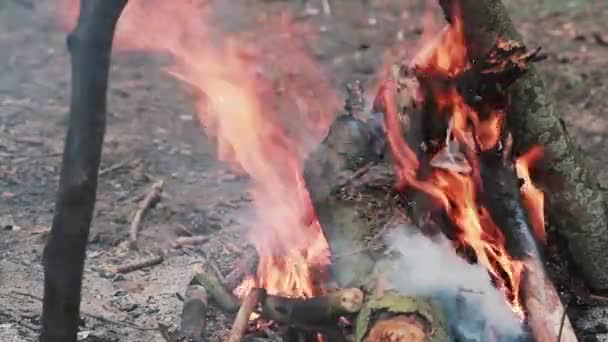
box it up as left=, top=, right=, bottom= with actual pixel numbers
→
left=40, top=1, right=127, bottom=341
left=478, top=148, right=577, bottom=341
left=179, top=284, right=208, bottom=341
left=438, top=0, right=608, bottom=291
left=260, top=288, right=364, bottom=325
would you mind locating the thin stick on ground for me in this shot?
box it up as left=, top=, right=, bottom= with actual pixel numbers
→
left=108, top=254, right=164, bottom=274
left=11, top=291, right=157, bottom=332
left=130, top=179, right=164, bottom=248
left=99, top=158, right=137, bottom=177
left=171, top=235, right=210, bottom=249
left=227, top=288, right=265, bottom=342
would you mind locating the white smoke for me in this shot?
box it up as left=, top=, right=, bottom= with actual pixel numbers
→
left=384, top=227, right=524, bottom=341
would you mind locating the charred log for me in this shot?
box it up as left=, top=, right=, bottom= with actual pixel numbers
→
left=260, top=288, right=364, bottom=326
left=40, top=1, right=128, bottom=341
left=479, top=141, right=578, bottom=342
left=438, top=0, right=608, bottom=291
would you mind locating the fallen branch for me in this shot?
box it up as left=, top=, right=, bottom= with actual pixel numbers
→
left=192, top=263, right=239, bottom=313
left=107, top=254, right=164, bottom=274
left=171, top=235, right=210, bottom=249
left=260, top=288, right=364, bottom=325
left=130, top=179, right=164, bottom=248
left=228, top=288, right=265, bottom=342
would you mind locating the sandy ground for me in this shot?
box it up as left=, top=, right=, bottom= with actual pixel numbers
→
left=1, top=0, right=607, bottom=341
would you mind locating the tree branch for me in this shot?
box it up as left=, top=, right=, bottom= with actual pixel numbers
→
left=40, top=1, right=128, bottom=341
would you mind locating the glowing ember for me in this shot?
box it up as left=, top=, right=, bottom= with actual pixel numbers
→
left=59, top=0, right=336, bottom=298
left=516, top=147, right=546, bottom=243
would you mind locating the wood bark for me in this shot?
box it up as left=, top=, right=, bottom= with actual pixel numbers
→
left=438, top=0, right=608, bottom=291
left=40, top=1, right=127, bottom=341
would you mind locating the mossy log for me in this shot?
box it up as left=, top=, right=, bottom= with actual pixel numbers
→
left=438, top=0, right=608, bottom=290
left=304, top=113, right=448, bottom=342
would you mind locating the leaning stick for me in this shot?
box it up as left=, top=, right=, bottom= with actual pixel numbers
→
left=192, top=263, right=240, bottom=312
left=227, top=288, right=265, bottom=342
left=130, top=179, right=164, bottom=248
left=260, top=288, right=364, bottom=325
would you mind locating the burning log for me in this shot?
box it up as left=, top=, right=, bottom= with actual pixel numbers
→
left=40, top=1, right=128, bottom=341
left=192, top=263, right=240, bottom=313
left=228, top=288, right=265, bottom=342
left=479, top=142, right=578, bottom=342
left=438, top=0, right=608, bottom=291
left=178, top=284, right=208, bottom=341
left=260, top=288, right=364, bottom=325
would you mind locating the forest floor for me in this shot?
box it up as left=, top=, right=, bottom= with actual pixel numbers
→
left=1, top=0, right=607, bottom=341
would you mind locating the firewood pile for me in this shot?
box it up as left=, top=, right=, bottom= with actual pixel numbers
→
left=167, top=27, right=579, bottom=342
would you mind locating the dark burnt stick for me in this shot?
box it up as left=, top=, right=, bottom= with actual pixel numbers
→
left=178, top=284, right=208, bottom=341
left=227, top=288, right=265, bottom=342
left=478, top=142, right=577, bottom=342
left=41, top=1, right=128, bottom=340
left=260, top=288, right=364, bottom=325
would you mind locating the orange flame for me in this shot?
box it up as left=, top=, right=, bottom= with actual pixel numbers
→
left=58, top=0, right=336, bottom=298
left=381, top=4, right=525, bottom=314
left=516, top=147, right=546, bottom=243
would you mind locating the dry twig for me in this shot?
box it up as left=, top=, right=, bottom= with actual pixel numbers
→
left=171, top=235, right=210, bottom=249
left=106, top=254, right=164, bottom=274
left=130, top=179, right=164, bottom=248
left=99, top=158, right=137, bottom=177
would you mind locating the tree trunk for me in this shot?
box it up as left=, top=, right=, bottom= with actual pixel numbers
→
left=438, top=0, right=608, bottom=291
left=40, top=1, right=127, bottom=341
left=304, top=114, right=448, bottom=342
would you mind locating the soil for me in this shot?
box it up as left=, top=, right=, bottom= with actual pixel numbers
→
left=1, top=0, right=607, bottom=341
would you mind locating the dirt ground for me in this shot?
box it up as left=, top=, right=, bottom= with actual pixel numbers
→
left=1, top=0, right=607, bottom=341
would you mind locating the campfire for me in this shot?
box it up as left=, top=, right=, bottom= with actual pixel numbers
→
left=52, top=0, right=583, bottom=341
